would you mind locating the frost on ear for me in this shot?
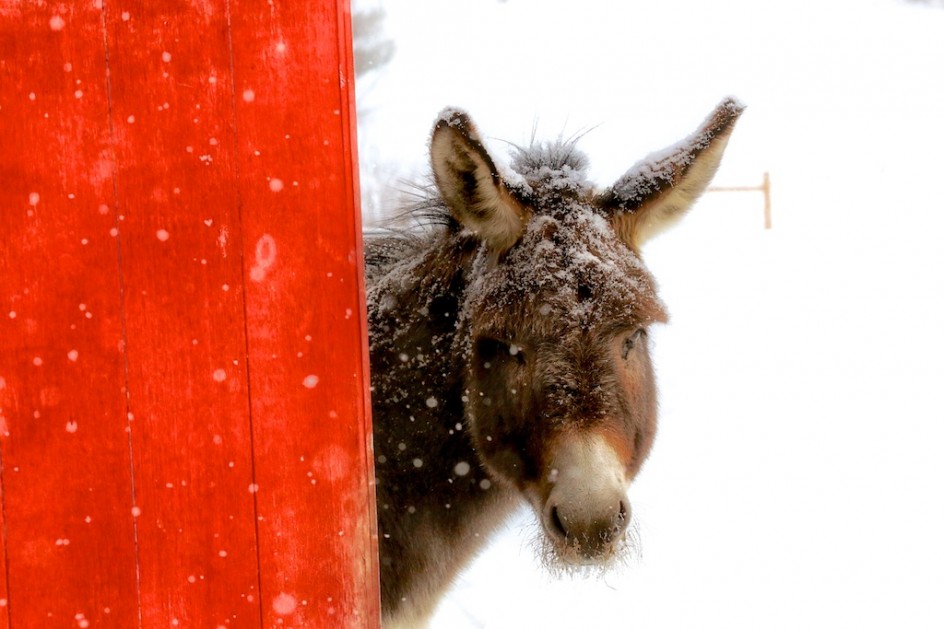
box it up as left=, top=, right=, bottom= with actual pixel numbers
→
left=597, top=97, right=745, bottom=249
left=430, top=109, right=527, bottom=252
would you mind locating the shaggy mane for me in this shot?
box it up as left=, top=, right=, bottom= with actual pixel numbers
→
left=509, top=138, right=590, bottom=182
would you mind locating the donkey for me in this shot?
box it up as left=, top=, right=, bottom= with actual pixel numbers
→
left=366, top=98, right=744, bottom=628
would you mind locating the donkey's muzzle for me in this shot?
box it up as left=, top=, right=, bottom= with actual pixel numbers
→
left=545, top=494, right=630, bottom=559
left=541, top=432, right=632, bottom=560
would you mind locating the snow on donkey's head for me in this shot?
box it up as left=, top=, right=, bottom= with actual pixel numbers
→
left=366, top=98, right=744, bottom=628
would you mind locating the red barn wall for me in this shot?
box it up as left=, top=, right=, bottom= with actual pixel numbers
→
left=0, top=1, right=379, bottom=627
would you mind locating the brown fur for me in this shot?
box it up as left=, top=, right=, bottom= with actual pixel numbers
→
left=366, top=99, right=743, bottom=627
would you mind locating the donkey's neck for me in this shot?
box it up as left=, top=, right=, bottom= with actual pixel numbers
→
left=368, top=234, right=519, bottom=625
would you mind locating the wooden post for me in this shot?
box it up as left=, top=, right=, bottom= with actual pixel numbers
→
left=708, top=171, right=773, bottom=229
left=762, top=171, right=772, bottom=230
left=0, top=1, right=379, bottom=627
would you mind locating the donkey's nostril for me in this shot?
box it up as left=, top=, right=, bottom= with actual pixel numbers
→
left=614, top=500, right=631, bottom=534
left=549, top=505, right=567, bottom=539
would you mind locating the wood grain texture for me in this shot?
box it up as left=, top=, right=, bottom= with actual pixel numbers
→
left=228, top=0, right=380, bottom=625
left=0, top=1, right=378, bottom=627
left=101, top=2, right=263, bottom=626
left=0, top=3, right=141, bottom=626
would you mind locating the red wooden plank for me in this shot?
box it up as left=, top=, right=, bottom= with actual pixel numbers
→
left=98, top=2, right=263, bottom=626
left=2, top=2, right=377, bottom=627
left=228, top=0, right=380, bottom=626
left=0, top=476, right=8, bottom=629
left=0, top=3, right=140, bottom=626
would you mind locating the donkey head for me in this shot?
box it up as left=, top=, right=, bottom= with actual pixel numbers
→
left=430, top=99, right=743, bottom=565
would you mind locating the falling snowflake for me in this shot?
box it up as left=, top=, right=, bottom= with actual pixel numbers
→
left=272, top=593, right=297, bottom=616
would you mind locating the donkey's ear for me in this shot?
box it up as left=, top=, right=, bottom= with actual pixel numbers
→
left=597, top=98, right=745, bottom=249
left=431, top=109, right=527, bottom=252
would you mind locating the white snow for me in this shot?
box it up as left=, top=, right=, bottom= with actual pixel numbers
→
left=272, top=592, right=297, bottom=616
left=251, top=234, right=277, bottom=281
left=218, top=226, right=229, bottom=257
left=254, top=234, right=276, bottom=268
left=302, top=374, right=319, bottom=389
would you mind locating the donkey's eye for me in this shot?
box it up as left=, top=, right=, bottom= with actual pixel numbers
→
left=503, top=341, right=527, bottom=367
left=508, top=343, right=526, bottom=364
left=621, top=330, right=645, bottom=360
left=477, top=338, right=526, bottom=366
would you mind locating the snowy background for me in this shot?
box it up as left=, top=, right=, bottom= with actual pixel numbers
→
left=353, top=0, right=944, bottom=627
